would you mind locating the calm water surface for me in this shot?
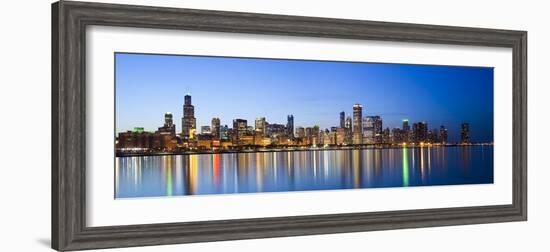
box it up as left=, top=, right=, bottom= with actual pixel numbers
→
left=115, top=146, right=493, bottom=198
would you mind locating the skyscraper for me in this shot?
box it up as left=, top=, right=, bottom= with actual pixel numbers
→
left=372, top=116, right=383, bottom=139
left=402, top=119, right=410, bottom=143
left=402, top=119, right=410, bottom=132
left=255, top=117, right=266, bottom=135
left=266, top=123, right=287, bottom=138
left=233, top=119, right=248, bottom=137
left=339, top=111, right=345, bottom=128
left=345, top=116, right=352, bottom=129
left=461, top=123, right=470, bottom=144
left=313, top=125, right=320, bottom=137
left=345, top=116, right=352, bottom=144
left=412, top=122, right=428, bottom=143
left=363, top=115, right=382, bottom=143
left=287, top=115, right=294, bottom=138
left=440, top=125, right=448, bottom=144
left=181, top=94, right=196, bottom=138
left=336, top=127, right=346, bottom=145
left=391, top=127, right=405, bottom=143
left=165, top=112, right=173, bottom=126
left=220, top=125, right=229, bottom=140
left=412, top=123, right=419, bottom=142
left=352, top=104, right=363, bottom=144
left=158, top=112, right=176, bottom=136
left=382, top=127, right=391, bottom=143
left=211, top=117, right=221, bottom=139
left=362, top=116, right=375, bottom=143
left=428, top=128, right=439, bottom=143
left=313, top=125, right=320, bottom=145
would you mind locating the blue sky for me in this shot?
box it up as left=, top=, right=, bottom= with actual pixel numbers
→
left=115, top=53, right=494, bottom=143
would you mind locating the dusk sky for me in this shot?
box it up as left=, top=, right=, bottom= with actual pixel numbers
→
left=115, top=53, right=494, bottom=143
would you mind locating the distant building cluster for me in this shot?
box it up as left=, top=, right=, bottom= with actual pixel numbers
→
left=116, top=95, right=474, bottom=154
left=116, top=113, right=178, bottom=152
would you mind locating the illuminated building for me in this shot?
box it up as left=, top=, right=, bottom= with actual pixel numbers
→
left=161, top=134, right=178, bottom=151
left=345, top=116, right=352, bottom=144
left=412, top=123, right=419, bottom=142
left=211, top=139, right=221, bottom=150
left=303, top=126, right=320, bottom=145
left=329, top=131, right=337, bottom=145
left=238, top=135, right=255, bottom=146
left=275, top=135, right=291, bottom=146
left=116, top=129, right=152, bottom=150
left=261, top=137, right=272, bottom=146
left=440, top=125, right=448, bottom=144
left=305, top=127, right=313, bottom=137
left=266, top=123, right=286, bottom=137
left=253, top=131, right=263, bottom=145
left=402, top=119, right=410, bottom=131
left=433, top=128, right=440, bottom=143
left=196, top=139, right=212, bottom=150
left=220, top=140, right=233, bottom=150
left=362, top=116, right=375, bottom=144
left=402, top=119, right=410, bottom=142
left=296, top=127, right=305, bottom=138
left=322, top=130, right=331, bottom=145
left=151, top=134, right=178, bottom=151
left=352, top=104, right=363, bottom=144
left=181, top=94, right=196, bottom=139
left=340, top=111, right=345, bottom=128
left=157, top=112, right=176, bottom=136
left=211, top=117, right=221, bottom=139
left=461, top=123, right=470, bottom=144
left=220, top=125, right=229, bottom=140
left=233, top=119, right=248, bottom=137
left=117, top=114, right=179, bottom=152
left=373, top=116, right=383, bottom=142
left=336, top=128, right=346, bottom=145
left=412, top=122, right=428, bottom=143
left=201, top=126, right=211, bottom=134
left=363, top=115, right=382, bottom=144
left=313, top=125, right=320, bottom=143
left=428, top=128, right=439, bottom=143
left=188, top=128, right=196, bottom=140
left=392, top=128, right=404, bottom=144
left=286, top=115, right=294, bottom=138
left=382, top=127, right=391, bottom=143
left=246, top=126, right=255, bottom=135
left=255, top=117, right=266, bottom=135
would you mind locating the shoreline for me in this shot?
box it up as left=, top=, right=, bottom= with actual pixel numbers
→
left=116, top=143, right=493, bottom=157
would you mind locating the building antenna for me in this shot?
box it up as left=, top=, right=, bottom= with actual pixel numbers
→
left=185, top=86, right=191, bottom=96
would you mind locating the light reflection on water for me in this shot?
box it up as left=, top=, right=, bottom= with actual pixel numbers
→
left=115, top=146, right=493, bottom=198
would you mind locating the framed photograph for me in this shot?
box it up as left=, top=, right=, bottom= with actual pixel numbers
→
left=52, top=1, right=527, bottom=251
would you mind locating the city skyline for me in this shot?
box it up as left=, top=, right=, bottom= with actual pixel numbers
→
left=116, top=53, right=494, bottom=143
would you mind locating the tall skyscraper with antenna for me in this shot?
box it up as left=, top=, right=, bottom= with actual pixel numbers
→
left=181, top=94, right=196, bottom=139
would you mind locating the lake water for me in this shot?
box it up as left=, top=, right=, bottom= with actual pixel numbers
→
left=115, top=146, right=493, bottom=198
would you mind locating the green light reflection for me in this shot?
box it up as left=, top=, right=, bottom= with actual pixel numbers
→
left=165, top=158, right=173, bottom=196
left=402, top=147, right=409, bottom=187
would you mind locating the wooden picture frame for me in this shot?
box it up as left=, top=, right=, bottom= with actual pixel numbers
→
left=52, top=1, right=527, bottom=251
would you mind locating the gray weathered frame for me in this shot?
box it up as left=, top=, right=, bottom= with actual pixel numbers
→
left=52, top=1, right=527, bottom=251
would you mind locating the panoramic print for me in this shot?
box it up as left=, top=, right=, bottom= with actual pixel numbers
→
left=114, top=53, right=494, bottom=198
